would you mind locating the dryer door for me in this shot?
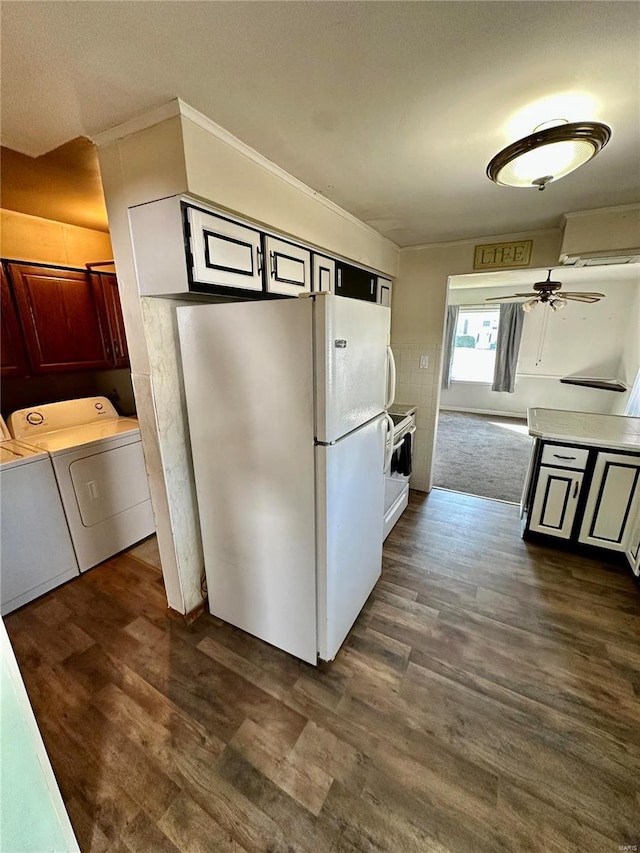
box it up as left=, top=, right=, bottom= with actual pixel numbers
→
left=70, top=442, right=150, bottom=527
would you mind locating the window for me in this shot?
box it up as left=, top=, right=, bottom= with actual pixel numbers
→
left=451, top=307, right=500, bottom=382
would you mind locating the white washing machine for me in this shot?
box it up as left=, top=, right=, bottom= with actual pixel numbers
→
left=0, top=418, right=79, bottom=615
left=8, top=398, right=156, bottom=573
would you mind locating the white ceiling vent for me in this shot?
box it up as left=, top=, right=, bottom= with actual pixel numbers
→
left=560, top=249, right=640, bottom=267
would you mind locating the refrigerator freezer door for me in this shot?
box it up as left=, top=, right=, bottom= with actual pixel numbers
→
left=177, top=299, right=318, bottom=664
left=315, top=295, right=390, bottom=443
left=316, top=413, right=386, bottom=661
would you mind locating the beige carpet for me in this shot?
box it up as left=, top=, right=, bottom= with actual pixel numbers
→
left=433, top=411, right=533, bottom=503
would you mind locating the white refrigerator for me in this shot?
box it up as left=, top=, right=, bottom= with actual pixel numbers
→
left=177, top=294, right=393, bottom=664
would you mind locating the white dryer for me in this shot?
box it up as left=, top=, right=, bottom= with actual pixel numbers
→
left=8, top=398, right=155, bottom=573
left=0, top=418, right=79, bottom=615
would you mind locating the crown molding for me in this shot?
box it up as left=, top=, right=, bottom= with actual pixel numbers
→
left=91, top=99, right=182, bottom=147
left=402, top=227, right=560, bottom=252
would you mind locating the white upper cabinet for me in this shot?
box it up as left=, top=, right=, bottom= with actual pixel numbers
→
left=187, top=208, right=264, bottom=291
left=264, top=236, right=311, bottom=296
left=313, top=255, right=336, bottom=293
left=377, top=277, right=392, bottom=307
left=129, top=195, right=391, bottom=302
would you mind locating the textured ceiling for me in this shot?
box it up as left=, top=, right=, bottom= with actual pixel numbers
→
left=1, top=1, right=639, bottom=246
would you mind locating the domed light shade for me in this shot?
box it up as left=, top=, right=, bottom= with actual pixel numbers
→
left=487, top=121, right=611, bottom=191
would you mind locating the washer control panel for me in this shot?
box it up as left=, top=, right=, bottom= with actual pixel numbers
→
left=7, top=396, right=120, bottom=440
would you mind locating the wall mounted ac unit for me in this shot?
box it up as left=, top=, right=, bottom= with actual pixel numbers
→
left=559, top=204, right=640, bottom=267
left=560, top=249, right=640, bottom=267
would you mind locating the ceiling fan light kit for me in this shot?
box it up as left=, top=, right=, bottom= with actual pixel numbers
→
left=487, top=120, right=611, bottom=191
left=486, top=270, right=605, bottom=310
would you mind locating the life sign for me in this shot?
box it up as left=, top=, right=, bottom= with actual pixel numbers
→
left=473, top=240, right=532, bottom=270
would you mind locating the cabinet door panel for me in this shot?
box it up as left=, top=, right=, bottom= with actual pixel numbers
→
left=1, top=266, right=29, bottom=378
left=336, top=264, right=377, bottom=302
left=579, top=452, right=640, bottom=551
left=91, top=272, right=129, bottom=368
left=312, top=254, right=335, bottom=293
left=9, top=264, right=110, bottom=373
left=529, top=466, right=582, bottom=539
left=377, top=277, right=393, bottom=307
left=626, top=511, right=640, bottom=576
left=265, top=236, right=311, bottom=296
left=187, top=207, right=263, bottom=291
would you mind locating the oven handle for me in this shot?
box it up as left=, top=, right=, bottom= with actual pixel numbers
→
left=383, top=413, right=395, bottom=473
left=385, top=346, right=396, bottom=410
left=392, top=425, right=416, bottom=452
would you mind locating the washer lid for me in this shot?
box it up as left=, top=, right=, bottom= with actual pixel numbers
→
left=0, top=439, right=48, bottom=469
left=24, top=418, right=140, bottom=455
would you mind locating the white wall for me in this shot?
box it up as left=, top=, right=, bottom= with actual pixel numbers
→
left=391, top=229, right=562, bottom=491
left=97, top=100, right=399, bottom=615
left=441, top=277, right=640, bottom=417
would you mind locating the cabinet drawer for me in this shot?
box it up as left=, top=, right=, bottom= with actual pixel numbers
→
left=540, top=444, right=589, bottom=470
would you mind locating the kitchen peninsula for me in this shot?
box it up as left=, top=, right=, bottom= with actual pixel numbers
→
left=522, top=408, right=640, bottom=576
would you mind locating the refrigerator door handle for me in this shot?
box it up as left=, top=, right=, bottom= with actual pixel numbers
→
left=383, top=413, right=395, bottom=473
left=386, top=346, right=397, bottom=410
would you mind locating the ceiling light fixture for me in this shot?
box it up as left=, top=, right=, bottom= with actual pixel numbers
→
left=486, top=270, right=605, bottom=311
left=487, top=119, right=611, bottom=191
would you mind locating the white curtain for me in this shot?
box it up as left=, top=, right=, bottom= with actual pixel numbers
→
left=441, top=305, right=459, bottom=390
left=492, top=302, right=524, bottom=393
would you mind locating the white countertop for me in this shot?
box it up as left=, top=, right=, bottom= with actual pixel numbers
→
left=527, top=408, right=640, bottom=452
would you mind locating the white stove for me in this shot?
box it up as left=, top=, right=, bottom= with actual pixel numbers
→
left=8, top=397, right=155, bottom=573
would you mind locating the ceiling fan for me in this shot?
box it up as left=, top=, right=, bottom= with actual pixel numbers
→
left=485, top=269, right=605, bottom=312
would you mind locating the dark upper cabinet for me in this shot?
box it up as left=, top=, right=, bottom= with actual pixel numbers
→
left=335, top=263, right=378, bottom=303
left=90, top=271, right=129, bottom=368
left=8, top=263, right=111, bottom=373
left=1, top=265, right=29, bottom=378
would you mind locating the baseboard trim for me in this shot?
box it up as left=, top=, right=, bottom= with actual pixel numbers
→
left=439, top=406, right=527, bottom=419
left=168, top=601, right=207, bottom=624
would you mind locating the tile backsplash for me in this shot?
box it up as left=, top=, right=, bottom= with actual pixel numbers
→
left=391, top=341, right=442, bottom=492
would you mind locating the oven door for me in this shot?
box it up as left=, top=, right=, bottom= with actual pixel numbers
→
left=383, top=418, right=415, bottom=540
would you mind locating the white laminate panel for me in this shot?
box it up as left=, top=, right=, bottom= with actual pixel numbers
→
left=528, top=408, right=640, bottom=451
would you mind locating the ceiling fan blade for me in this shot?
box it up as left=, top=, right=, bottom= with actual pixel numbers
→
left=564, top=291, right=605, bottom=298
left=485, top=292, right=537, bottom=301
left=563, top=293, right=603, bottom=303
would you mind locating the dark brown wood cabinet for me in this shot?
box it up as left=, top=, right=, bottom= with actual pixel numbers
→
left=1, top=265, right=30, bottom=378
left=8, top=263, right=112, bottom=373
left=2, top=261, right=130, bottom=376
left=90, top=271, right=129, bottom=368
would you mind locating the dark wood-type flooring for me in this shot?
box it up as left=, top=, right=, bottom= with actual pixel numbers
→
left=5, top=489, right=640, bottom=852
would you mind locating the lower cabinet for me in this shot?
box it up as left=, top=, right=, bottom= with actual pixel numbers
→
left=525, top=443, right=640, bottom=561
left=626, top=513, right=640, bottom=576
left=579, top=451, right=640, bottom=552
left=529, top=466, right=583, bottom=539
